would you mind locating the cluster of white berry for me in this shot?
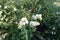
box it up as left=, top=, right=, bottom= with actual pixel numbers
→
left=18, top=17, right=29, bottom=29
left=18, top=14, right=42, bottom=29
left=32, top=14, right=42, bottom=21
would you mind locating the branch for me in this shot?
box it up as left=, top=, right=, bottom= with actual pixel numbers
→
left=29, top=0, right=41, bottom=20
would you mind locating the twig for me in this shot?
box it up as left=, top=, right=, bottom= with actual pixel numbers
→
left=29, top=0, right=41, bottom=21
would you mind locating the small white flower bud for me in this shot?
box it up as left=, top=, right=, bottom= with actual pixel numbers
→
left=21, top=5, right=23, bottom=8
left=13, top=7, right=17, bottom=11
left=53, top=27, right=55, bottom=30
left=4, top=6, right=8, bottom=9
left=52, top=31, right=54, bottom=35
left=32, top=15, right=37, bottom=20
left=20, top=17, right=29, bottom=24
left=36, top=14, right=42, bottom=21
left=18, top=23, right=24, bottom=29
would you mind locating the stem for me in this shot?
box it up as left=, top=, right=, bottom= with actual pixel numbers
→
left=29, top=0, right=41, bottom=21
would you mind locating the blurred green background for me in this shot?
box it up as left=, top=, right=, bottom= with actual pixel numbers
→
left=0, top=0, right=60, bottom=40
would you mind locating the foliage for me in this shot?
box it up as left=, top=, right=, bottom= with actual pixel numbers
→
left=0, top=0, right=59, bottom=40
